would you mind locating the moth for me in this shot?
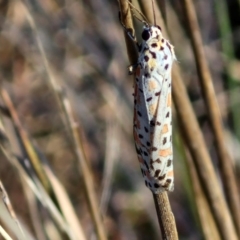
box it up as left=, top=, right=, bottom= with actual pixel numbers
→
left=121, top=1, right=176, bottom=193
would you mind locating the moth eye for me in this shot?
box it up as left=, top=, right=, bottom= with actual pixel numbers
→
left=142, top=29, right=150, bottom=41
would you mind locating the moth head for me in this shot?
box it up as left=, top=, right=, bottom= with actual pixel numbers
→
left=141, top=25, right=162, bottom=42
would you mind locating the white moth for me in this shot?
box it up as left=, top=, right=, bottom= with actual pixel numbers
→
left=122, top=2, right=176, bottom=193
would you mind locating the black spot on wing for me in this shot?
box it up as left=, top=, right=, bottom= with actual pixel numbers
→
left=139, top=134, right=143, bottom=139
left=154, top=169, right=161, bottom=177
left=158, top=174, right=166, bottom=180
left=135, top=145, right=141, bottom=155
left=144, top=73, right=150, bottom=78
left=144, top=55, right=149, bottom=62
left=149, top=51, right=156, bottom=59
left=150, top=120, right=155, bottom=126
left=144, top=161, right=149, bottom=170
left=167, top=159, right=172, bottom=167
left=143, top=151, right=148, bottom=156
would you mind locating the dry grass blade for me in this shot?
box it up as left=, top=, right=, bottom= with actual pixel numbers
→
left=139, top=0, right=238, bottom=239
left=60, top=89, right=107, bottom=240
left=0, top=0, right=8, bottom=31
left=0, top=89, right=51, bottom=193
left=44, top=166, right=86, bottom=240
left=100, top=121, right=119, bottom=215
left=1, top=0, right=239, bottom=238
left=19, top=1, right=107, bottom=239
left=99, top=82, right=132, bottom=137
left=0, top=201, right=28, bottom=240
left=43, top=219, right=63, bottom=240
left=182, top=0, right=240, bottom=236
left=156, top=0, right=166, bottom=24
left=0, top=181, right=25, bottom=239
left=0, top=89, right=86, bottom=239
left=119, top=0, right=138, bottom=65
left=0, top=225, right=13, bottom=240
left=184, top=147, right=221, bottom=240
left=22, top=182, right=47, bottom=240
left=0, top=144, right=77, bottom=240
left=119, top=1, right=178, bottom=239
left=172, top=68, right=238, bottom=240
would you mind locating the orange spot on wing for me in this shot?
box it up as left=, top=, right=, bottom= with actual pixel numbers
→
left=167, top=170, right=174, bottom=177
left=161, top=124, right=168, bottom=133
left=167, top=93, right=171, bottom=107
left=148, top=58, right=157, bottom=69
left=148, top=79, right=158, bottom=91
left=159, top=147, right=172, bottom=157
left=149, top=102, right=158, bottom=116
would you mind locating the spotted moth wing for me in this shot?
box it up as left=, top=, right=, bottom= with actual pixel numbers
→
left=133, top=26, right=175, bottom=193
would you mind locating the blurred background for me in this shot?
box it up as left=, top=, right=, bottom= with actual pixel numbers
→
left=0, top=0, right=239, bottom=239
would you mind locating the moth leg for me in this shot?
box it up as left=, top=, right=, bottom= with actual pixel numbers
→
left=118, top=12, right=137, bottom=41
left=119, top=12, right=141, bottom=74
left=118, top=11, right=141, bottom=51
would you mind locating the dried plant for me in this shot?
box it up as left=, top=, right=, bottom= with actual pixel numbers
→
left=0, top=0, right=239, bottom=239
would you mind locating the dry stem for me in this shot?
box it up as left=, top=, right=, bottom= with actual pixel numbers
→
left=139, top=0, right=238, bottom=239
left=172, top=68, right=238, bottom=240
left=119, top=1, right=178, bottom=239
left=153, top=193, right=178, bottom=240
left=182, top=0, right=240, bottom=236
left=16, top=1, right=108, bottom=239
left=184, top=146, right=221, bottom=240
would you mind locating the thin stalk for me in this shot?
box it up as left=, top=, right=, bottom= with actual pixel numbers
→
left=182, top=0, right=240, bottom=236
left=131, top=0, right=238, bottom=239
left=0, top=181, right=25, bottom=239
left=0, top=225, right=13, bottom=240
left=20, top=2, right=107, bottom=239
left=153, top=193, right=178, bottom=240
left=172, top=68, right=238, bottom=240
left=184, top=147, right=221, bottom=240
left=0, top=89, right=51, bottom=193
left=60, top=91, right=107, bottom=240
left=119, top=1, right=178, bottom=239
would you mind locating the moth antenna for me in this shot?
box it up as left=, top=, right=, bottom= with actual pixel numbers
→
left=128, top=1, right=148, bottom=24
left=152, top=0, right=156, bottom=25
left=132, top=12, right=148, bottom=26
